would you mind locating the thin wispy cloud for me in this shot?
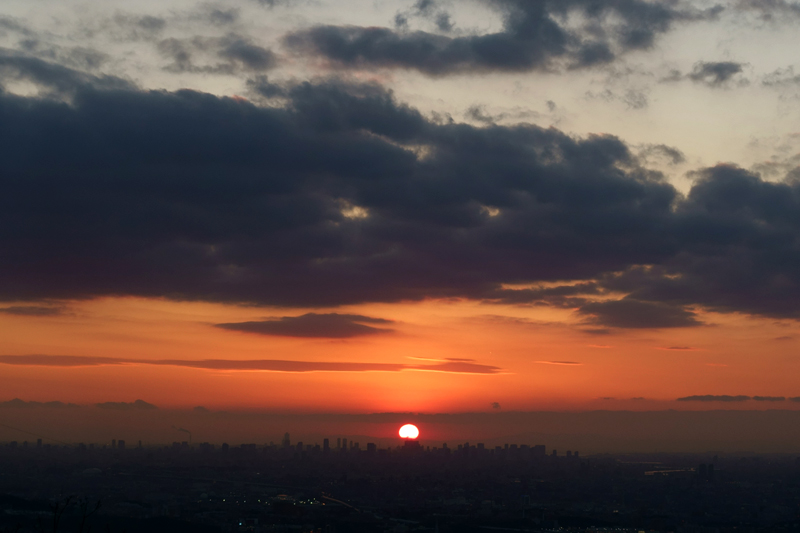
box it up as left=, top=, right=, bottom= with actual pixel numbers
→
left=0, top=305, right=65, bottom=317
left=656, top=346, right=699, bottom=351
left=0, top=354, right=502, bottom=375
left=215, top=313, right=393, bottom=338
left=96, top=399, right=157, bottom=410
left=753, top=396, right=786, bottom=402
left=677, top=395, right=751, bottom=402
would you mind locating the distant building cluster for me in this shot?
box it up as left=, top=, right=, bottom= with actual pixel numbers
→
left=1, top=435, right=798, bottom=533
left=171, top=432, right=578, bottom=461
left=4, top=432, right=582, bottom=464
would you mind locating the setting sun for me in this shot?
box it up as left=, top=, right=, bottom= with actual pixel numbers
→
left=399, top=424, right=420, bottom=439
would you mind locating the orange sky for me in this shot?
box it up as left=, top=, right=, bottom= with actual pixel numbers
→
left=2, top=296, right=799, bottom=413
left=4, top=0, right=800, bottom=454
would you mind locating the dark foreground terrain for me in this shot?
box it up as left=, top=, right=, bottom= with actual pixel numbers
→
left=1, top=438, right=800, bottom=532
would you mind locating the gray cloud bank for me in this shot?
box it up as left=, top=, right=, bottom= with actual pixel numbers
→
left=678, top=395, right=800, bottom=402
left=158, top=34, right=277, bottom=74
left=1, top=55, right=800, bottom=328
left=96, top=399, right=157, bottom=410
left=0, top=398, right=80, bottom=409
left=285, top=0, right=720, bottom=75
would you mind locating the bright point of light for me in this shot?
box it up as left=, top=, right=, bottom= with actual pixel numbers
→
left=399, top=424, right=420, bottom=439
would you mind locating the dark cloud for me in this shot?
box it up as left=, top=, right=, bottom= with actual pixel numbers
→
left=656, top=346, right=696, bottom=351
left=202, top=8, right=240, bottom=26
left=600, top=165, right=800, bottom=320
left=585, top=88, right=649, bottom=110
left=677, top=395, right=791, bottom=403
left=218, top=37, right=277, bottom=70
left=736, top=0, right=800, bottom=19
left=395, top=0, right=454, bottom=33
left=17, top=40, right=109, bottom=72
left=790, top=397, right=800, bottom=402
left=677, top=395, right=751, bottom=402
left=246, top=74, right=287, bottom=98
left=0, top=355, right=502, bottom=374
left=480, top=282, right=601, bottom=307
left=465, top=104, right=498, bottom=124
left=688, top=61, right=746, bottom=87
left=215, top=312, right=393, bottom=338
left=96, top=399, right=157, bottom=411
left=0, top=48, right=132, bottom=96
left=158, top=34, right=277, bottom=74
left=535, top=360, right=583, bottom=366
left=434, top=12, right=454, bottom=32
left=0, top=305, right=64, bottom=316
left=762, top=66, right=800, bottom=87
left=464, top=104, right=542, bottom=125
left=0, top=355, right=113, bottom=367
left=0, top=71, right=798, bottom=324
left=659, top=68, right=684, bottom=83
left=0, top=398, right=80, bottom=408
left=578, top=299, right=702, bottom=329
left=285, top=0, right=717, bottom=75
left=0, top=16, right=33, bottom=38
left=638, top=144, right=686, bottom=165
left=113, top=14, right=167, bottom=40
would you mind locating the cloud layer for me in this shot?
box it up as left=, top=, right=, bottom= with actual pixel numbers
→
left=0, top=398, right=80, bottom=408
left=0, top=58, right=800, bottom=327
left=215, top=313, right=393, bottom=338
left=285, top=0, right=717, bottom=75
left=677, top=395, right=800, bottom=402
left=0, top=354, right=502, bottom=374
left=96, top=399, right=157, bottom=410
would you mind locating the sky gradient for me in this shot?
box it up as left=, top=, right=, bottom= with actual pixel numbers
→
left=2, top=0, right=800, bottom=440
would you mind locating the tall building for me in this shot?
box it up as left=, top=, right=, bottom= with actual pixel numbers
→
left=282, top=433, right=291, bottom=449
left=323, top=438, right=330, bottom=453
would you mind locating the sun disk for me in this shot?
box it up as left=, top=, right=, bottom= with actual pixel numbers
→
left=399, top=423, right=419, bottom=439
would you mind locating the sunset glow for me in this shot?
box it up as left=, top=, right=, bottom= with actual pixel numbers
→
left=399, top=424, right=420, bottom=440
left=0, top=0, right=799, bottom=453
